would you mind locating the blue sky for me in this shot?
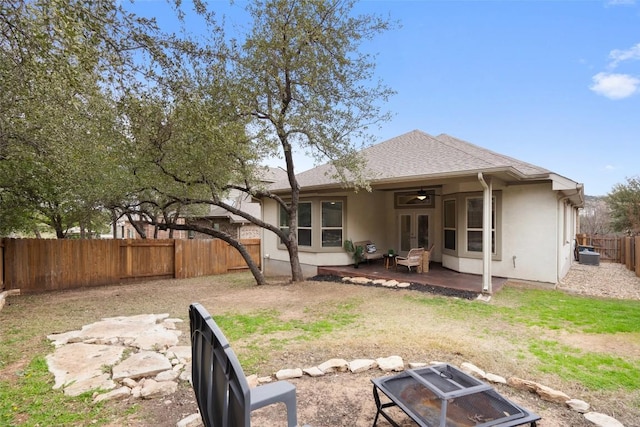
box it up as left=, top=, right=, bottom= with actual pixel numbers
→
left=129, top=0, right=640, bottom=196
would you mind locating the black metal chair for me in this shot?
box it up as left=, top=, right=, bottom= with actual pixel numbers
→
left=189, top=303, right=299, bottom=427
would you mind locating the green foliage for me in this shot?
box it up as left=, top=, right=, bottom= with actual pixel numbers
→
left=0, top=356, right=117, bottom=426
left=607, top=176, right=640, bottom=234
left=408, top=287, right=640, bottom=334
left=0, top=0, right=162, bottom=237
left=213, top=301, right=359, bottom=371
left=530, top=340, right=640, bottom=390
left=407, top=287, right=640, bottom=391
left=233, top=0, right=396, bottom=190
left=343, top=239, right=364, bottom=264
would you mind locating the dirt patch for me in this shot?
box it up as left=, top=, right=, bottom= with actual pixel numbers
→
left=0, top=359, right=28, bottom=383
left=556, top=331, right=640, bottom=358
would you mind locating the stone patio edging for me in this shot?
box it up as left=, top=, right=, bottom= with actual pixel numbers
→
left=181, top=359, right=623, bottom=427
left=42, top=313, right=623, bottom=427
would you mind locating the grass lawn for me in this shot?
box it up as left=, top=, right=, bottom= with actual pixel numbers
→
left=1, top=273, right=639, bottom=426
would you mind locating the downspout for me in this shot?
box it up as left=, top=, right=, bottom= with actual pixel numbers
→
left=478, top=173, right=492, bottom=294
left=260, top=198, right=266, bottom=276
left=557, top=194, right=571, bottom=285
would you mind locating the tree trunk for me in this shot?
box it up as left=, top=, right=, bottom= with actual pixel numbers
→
left=126, top=212, right=146, bottom=238
left=224, top=236, right=266, bottom=286
left=111, top=210, right=118, bottom=239
left=283, top=139, right=305, bottom=282
left=52, top=214, right=66, bottom=239
left=152, top=222, right=267, bottom=285
left=286, top=239, right=304, bottom=282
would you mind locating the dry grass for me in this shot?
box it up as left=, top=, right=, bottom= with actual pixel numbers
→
left=1, top=272, right=638, bottom=426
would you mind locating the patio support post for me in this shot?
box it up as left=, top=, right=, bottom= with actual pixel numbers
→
left=478, top=173, right=492, bottom=294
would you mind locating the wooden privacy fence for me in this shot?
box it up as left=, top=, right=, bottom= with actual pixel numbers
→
left=576, top=233, right=639, bottom=277
left=621, top=236, right=639, bottom=277
left=1, top=238, right=260, bottom=293
left=575, top=233, right=622, bottom=262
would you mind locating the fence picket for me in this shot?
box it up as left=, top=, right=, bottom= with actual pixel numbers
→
left=1, top=238, right=261, bottom=293
left=576, top=233, right=638, bottom=278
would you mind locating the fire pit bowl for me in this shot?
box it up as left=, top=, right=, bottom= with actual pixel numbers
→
left=371, top=364, right=540, bottom=427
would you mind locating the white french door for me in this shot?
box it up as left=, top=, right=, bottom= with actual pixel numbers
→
left=398, top=212, right=430, bottom=253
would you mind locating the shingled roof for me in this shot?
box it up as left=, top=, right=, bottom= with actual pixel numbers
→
left=271, top=130, right=556, bottom=191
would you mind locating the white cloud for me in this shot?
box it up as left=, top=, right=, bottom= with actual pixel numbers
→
left=590, top=72, right=640, bottom=99
left=608, top=42, right=640, bottom=69
left=604, top=165, right=616, bottom=171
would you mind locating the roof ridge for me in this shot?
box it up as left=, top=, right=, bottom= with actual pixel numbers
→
left=433, top=133, right=496, bottom=168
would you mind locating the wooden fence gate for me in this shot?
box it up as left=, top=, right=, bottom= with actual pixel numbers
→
left=576, top=233, right=639, bottom=277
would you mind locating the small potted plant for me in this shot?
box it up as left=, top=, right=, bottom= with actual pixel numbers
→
left=343, top=239, right=364, bottom=268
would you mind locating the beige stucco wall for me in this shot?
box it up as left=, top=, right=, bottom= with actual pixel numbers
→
left=263, top=180, right=577, bottom=283
left=262, top=191, right=388, bottom=277
left=501, top=182, right=577, bottom=284
left=557, top=201, right=578, bottom=280
left=441, top=182, right=573, bottom=284
left=494, top=183, right=559, bottom=283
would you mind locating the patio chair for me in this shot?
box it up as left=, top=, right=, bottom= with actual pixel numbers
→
left=395, top=247, right=425, bottom=273
left=189, top=303, right=299, bottom=427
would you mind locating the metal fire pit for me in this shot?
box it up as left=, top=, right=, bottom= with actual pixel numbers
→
left=371, top=364, right=540, bottom=427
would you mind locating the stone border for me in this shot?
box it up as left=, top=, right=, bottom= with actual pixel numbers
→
left=335, top=275, right=479, bottom=300
left=179, top=358, right=624, bottom=427
left=0, top=289, right=20, bottom=312
left=41, top=312, right=625, bottom=427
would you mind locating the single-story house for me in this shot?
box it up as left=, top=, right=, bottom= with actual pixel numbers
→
left=261, top=130, right=584, bottom=287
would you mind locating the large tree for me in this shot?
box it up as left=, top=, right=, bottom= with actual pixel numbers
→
left=117, top=86, right=272, bottom=282
left=580, top=196, right=612, bottom=235
left=231, top=0, right=394, bottom=282
left=2, top=0, right=395, bottom=285
left=607, top=176, right=640, bottom=235
left=134, top=0, right=395, bottom=283
left=0, top=0, right=166, bottom=237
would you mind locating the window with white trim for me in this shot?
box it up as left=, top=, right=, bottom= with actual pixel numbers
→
left=443, top=199, right=456, bottom=251
left=466, top=196, right=495, bottom=253
left=278, top=204, right=290, bottom=245
left=278, top=199, right=344, bottom=250
left=321, top=201, right=343, bottom=247
left=298, top=202, right=312, bottom=246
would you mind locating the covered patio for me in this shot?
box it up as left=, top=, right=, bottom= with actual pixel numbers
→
left=316, top=261, right=508, bottom=294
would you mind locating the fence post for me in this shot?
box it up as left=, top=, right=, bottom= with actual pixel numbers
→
left=0, top=238, right=4, bottom=291
left=616, top=236, right=621, bottom=263
left=576, top=233, right=587, bottom=246
left=633, top=236, right=640, bottom=277
left=123, top=240, right=133, bottom=279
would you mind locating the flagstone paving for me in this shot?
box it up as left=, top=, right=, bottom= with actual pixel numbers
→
left=46, top=313, right=191, bottom=399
